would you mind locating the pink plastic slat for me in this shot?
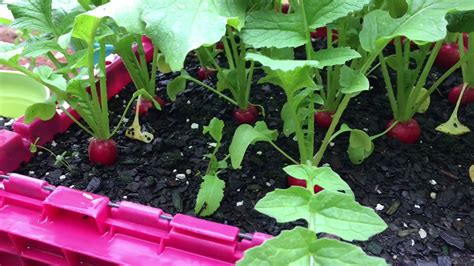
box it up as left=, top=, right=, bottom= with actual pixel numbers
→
left=0, top=174, right=270, bottom=265
left=0, top=130, right=32, bottom=173
left=0, top=38, right=155, bottom=173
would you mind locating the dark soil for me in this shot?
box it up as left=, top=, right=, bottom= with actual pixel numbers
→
left=14, top=52, right=474, bottom=265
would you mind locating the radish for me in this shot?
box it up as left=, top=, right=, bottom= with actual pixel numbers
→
left=88, top=138, right=118, bottom=166
left=233, top=105, right=259, bottom=124
left=310, top=27, right=338, bottom=40
left=281, top=4, right=289, bottom=14
left=314, top=109, right=334, bottom=128
left=216, top=41, right=224, bottom=50
left=135, top=96, right=166, bottom=116
left=386, top=119, right=421, bottom=144
left=197, top=67, right=214, bottom=81
left=448, top=84, right=474, bottom=105
left=435, top=43, right=466, bottom=70
left=287, top=176, right=323, bottom=193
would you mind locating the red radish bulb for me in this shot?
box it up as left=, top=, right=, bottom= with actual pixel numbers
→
left=287, top=176, right=324, bottom=193
left=435, top=43, right=466, bottom=70
left=387, top=119, right=421, bottom=144
left=88, top=138, right=118, bottom=166
left=281, top=4, right=289, bottom=14
left=463, top=33, right=469, bottom=48
left=136, top=96, right=166, bottom=116
left=314, top=110, right=335, bottom=128
left=216, top=41, right=224, bottom=50
left=197, top=67, right=214, bottom=81
left=310, top=27, right=338, bottom=40
left=448, top=84, right=474, bottom=105
left=233, top=105, right=259, bottom=124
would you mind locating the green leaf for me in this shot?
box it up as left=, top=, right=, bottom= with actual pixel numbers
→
left=256, top=189, right=387, bottom=241
left=415, top=87, right=430, bottom=113
left=8, top=0, right=82, bottom=37
left=255, top=186, right=313, bottom=223
left=309, top=238, right=387, bottom=266
left=312, top=47, right=361, bottom=68
left=229, top=121, right=278, bottom=169
left=339, top=66, right=369, bottom=94
left=216, top=69, right=239, bottom=96
left=347, top=129, right=374, bottom=165
left=24, top=95, right=57, bottom=124
left=34, top=66, right=67, bottom=92
left=258, top=66, right=318, bottom=96
left=246, top=52, right=320, bottom=71
left=237, top=227, right=318, bottom=266
left=203, top=118, right=224, bottom=143
left=194, top=175, right=225, bottom=216
left=310, top=190, right=387, bottom=241
left=237, top=227, right=387, bottom=266
left=142, top=0, right=248, bottom=71
left=436, top=116, right=471, bottom=135
left=241, top=0, right=370, bottom=49
left=0, top=41, right=23, bottom=61
left=241, top=10, right=303, bottom=48
left=166, top=72, right=188, bottom=101
left=360, top=0, right=474, bottom=53
left=447, top=10, right=474, bottom=33
left=283, top=165, right=353, bottom=194
left=156, top=54, right=172, bottom=74
left=22, top=40, right=62, bottom=57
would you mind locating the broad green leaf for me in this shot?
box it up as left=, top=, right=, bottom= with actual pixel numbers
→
left=340, top=66, right=370, bottom=94
left=229, top=121, right=278, bottom=169
left=347, top=129, right=374, bottom=165
left=280, top=88, right=314, bottom=136
left=22, top=40, right=62, bottom=57
left=237, top=228, right=387, bottom=266
left=24, top=95, right=57, bottom=124
left=166, top=71, right=188, bottom=101
left=241, top=10, right=303, bottom=48
left=312, top=47, right=361, bottom=68
left=34, top=66, right=67, bottom=92
left=360, top=0, right=474, bottom=53
left=203, top=118, right=224, bottom=143
left=258, top=67, right=318, bottom=96
left=283, top=165, right=352, bottom=195
left=310, top=190, right=387, bottom=241
left=447, top=10, right=474, bottom=33
left=246, top=53, right=320, bottom=71
left=142, top=0, right=249, bottom=71
left=194, top=175, right=225, bottom=216
left=255, top=186, right=313, bottom=223
left=436, top=116, right=471, bottom=135
left=82, top=0, right=144, bottom=34
left=310, top=238, right=387, bottom=266
left=8, top=0, right=82, bottom=37
left=242, top=0, right=370, bottom=49
left=260, top=47, right=295, bottom=60
left=237, top=227, right=317, bottom=266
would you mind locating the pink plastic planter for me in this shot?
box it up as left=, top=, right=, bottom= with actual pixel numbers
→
left=0, top=37, right=154, bottom=173
left=0, top=173, right=270, bottom=265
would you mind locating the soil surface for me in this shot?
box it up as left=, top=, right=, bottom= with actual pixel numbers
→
left=6, top=50, right=474, bottom=265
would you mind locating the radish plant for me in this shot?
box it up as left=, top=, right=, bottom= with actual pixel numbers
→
left=194, top=118, right=227, bottom=217
left=237, top=164, right=387, bottom=265
left=437, top=11, right=474, bottom=135
left=360, top=0, right=474, bottom=144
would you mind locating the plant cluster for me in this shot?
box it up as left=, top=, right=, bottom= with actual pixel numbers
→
left=1, top=0, right=474, bottom=264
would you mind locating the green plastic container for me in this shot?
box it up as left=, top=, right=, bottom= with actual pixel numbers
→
left=0, top=70, right=50, bottom=118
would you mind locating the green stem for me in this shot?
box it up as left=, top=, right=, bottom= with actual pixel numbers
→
left=137, top=39, right=150, bottom=85
left=269, top=141, right=299, bottom=165
left=413, top=50, right=474, bottom=113
left=149, top=45, right=159, bottom=95
left=370, top=120, right=399, bottom=140
left=379, top=53, right=398, bottom=117
left=222, top=36, right=235, bottom=69
left=186, top=76, right=238, bottom=106
left=203, top=47, right=221, bottom=71
left=58, top=105, right=95, bottom=136
left=313, top=94, right=351, bottom=166
left=86, top=39, right=105, bottom=139
left=244, top=60, right=255, bottom=106
left=98, top=39, right=110, bottom=138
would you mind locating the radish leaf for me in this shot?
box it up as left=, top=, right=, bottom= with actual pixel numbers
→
left=195, top=174, right=225, bottom=217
